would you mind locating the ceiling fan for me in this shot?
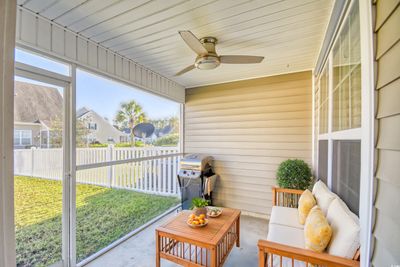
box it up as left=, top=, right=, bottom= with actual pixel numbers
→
left=175, top=31, right=264, bottom=76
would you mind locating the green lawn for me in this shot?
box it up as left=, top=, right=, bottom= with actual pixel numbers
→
left=15, top=176, right=179, bottom=267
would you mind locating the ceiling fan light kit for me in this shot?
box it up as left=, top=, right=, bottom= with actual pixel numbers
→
left=175, top=31, right=264, bottom=76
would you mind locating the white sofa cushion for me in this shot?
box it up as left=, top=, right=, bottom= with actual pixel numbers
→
left=312, top=180, right=336, bottom=215
left=326, top=198, right=360, bottom=259
left=270, top=206, right=303, bottom=229
left=267, top=223, right=305, bottom=249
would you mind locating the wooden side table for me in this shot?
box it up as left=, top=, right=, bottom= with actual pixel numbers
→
left=156, top=208, right=241, bottom=267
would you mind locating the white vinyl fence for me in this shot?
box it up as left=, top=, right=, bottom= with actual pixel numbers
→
left=14, top=146, right=180, bottom=196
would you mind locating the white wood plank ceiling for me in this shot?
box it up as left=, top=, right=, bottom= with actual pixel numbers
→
left=17, top=0, right=333, bottom=87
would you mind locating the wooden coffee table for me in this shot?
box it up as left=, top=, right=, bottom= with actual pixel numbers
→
left=156, top=208, right=240, bottom=267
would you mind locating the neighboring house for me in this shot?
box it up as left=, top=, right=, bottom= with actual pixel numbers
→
left=77, top=107, right=129, bottom=144
left=14, top=81, right=128, bottom=148
left=14, top=81, right=62, bottom=149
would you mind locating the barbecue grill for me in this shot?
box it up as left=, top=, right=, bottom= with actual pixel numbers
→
left=177, top=154, right=217, bottom=209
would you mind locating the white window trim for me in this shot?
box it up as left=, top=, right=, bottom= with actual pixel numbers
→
left=314, top=1, right=375, bottom=266
left=319, top=128, right=362, bottom=141
left=358, top=1, right=375, bottom=266
left=15, top=60, right=71, bottom=267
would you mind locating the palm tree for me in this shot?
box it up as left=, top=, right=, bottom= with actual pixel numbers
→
left=114, top=100, right=147, bottom=145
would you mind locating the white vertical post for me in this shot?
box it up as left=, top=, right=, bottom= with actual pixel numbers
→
left=157, top=151, right=161, bottom=193
left=0, top=1, right=17, bottom=266
left=167, top=153, right=172, bottom=194
left=359, top=1, right=375, bottom=266
left=30, top=147, right=35, bottom=177
left=179, top=104, right=184, bottom=154
left=163, top=151, right=167, bottom=194
left=68, top=64, right=77, bottom=267
left=139, top=149, right=143, bottom=190
left=149, top=150, right=153, bottom=191
left=143, top=149, right=148, bottom=192
left=173, top=155, right=177, bottom=195
left=311, top=71, right=316, bottom=172
left=107, top=144, right=114, bottom=188
left=327, top=53, right=334, bottom=188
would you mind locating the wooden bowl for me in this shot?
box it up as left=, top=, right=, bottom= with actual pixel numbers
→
left=207, top=207, right=223, bottom=218
left=187, top=218, right=208, bottom=228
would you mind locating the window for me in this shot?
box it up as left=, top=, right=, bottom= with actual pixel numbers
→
left=14, top=130, right=32, bottom=146
left=319, top=66, right=329, bottom=134
left=332, top=140, right=361, bottom=214
left=317, top=140, right=328, bottom=184
left=315, top=1, right=361, bottom=214
left=88, top=122, right=97, bottom=130
left=332, top=4, right=361, bottom=132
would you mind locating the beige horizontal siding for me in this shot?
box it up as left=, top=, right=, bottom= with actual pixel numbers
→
left=372, top=1, right=400, bottom=266
left=186, top=134, right=311, bottom=143
left=376, top=40, right=400, bottom=88
left=186, top=111, right=311, bottom=124
left=377, top=79, right=400, bottom=118
left=184, top=71, right=312, bottom=216
left=375, top=0, right=400, bottom=30
left=376, top=6, right=400, bottom=58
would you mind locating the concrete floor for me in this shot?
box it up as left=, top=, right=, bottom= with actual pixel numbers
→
left=86, top=212, right=268, bottom=267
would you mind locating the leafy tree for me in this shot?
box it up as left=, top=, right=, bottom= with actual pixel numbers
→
left=150, top=116, right=179, bottom=134
left=114, top=100, right=147, bottom=145
left=168, top=116, right=179, bottom=134
left=49, top=116, right=91, bottom=148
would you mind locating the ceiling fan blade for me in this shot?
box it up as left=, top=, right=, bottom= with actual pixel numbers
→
left=220, top=55, right=264, bottom=64
left=175, top=65, right=195, bottom=76
left=179, top=31, right=208, bottom=55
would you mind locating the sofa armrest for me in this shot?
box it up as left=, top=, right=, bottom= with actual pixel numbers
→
left=258, top=240, right=359, bottom=267
left=272, top=187, right=304, bottom=207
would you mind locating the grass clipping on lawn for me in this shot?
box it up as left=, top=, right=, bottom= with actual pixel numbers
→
left=15, top=176, right=179, bottom=267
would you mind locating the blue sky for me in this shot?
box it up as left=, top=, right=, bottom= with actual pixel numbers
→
left=15, top=49, right=180, bottom=121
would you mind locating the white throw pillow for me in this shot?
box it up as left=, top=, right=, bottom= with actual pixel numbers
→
left=312, top=180, right=336, bottom=215
left=326, top=198, right=360, bottom=259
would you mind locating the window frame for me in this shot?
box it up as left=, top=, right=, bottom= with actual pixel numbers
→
left=315, top=0, right=362, bottom=188
left=14, top=129, right=32, bottom=146
left=314, top=0, right=376, bottom=265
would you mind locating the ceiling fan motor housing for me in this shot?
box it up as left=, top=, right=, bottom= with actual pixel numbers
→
left=195, top=55, right=220, bottom=70
left=195, top=37, right=220, bottom=70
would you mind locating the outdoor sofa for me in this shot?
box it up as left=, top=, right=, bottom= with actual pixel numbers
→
left=258, top=181, right=360, bottom=267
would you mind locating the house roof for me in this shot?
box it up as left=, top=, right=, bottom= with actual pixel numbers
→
left=77, top=107, right=129, bottom=137
left=76, top=107, right=90, bottom=118
left=14, top=81, right=63, bottom=127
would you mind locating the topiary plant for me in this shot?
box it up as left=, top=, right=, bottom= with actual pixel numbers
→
left=276, top=159, right=312, bottom=190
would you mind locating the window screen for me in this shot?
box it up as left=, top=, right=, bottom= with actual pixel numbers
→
left=332, top=140, right=361, bottom=215
left=318, top=140, right=328, bottom=184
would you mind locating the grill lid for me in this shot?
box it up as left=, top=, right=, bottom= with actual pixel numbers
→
left=179, top=154, right=213, bottom=171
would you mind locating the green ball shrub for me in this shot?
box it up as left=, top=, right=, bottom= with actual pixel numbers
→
left=276, top=159, right=312, bottom=190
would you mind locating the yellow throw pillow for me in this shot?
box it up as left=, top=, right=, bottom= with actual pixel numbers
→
left=298, top=189, right=316, bottom=224
left=304, top=206, right=332, bottom=252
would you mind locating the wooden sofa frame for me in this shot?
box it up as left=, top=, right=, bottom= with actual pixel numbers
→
left=258, top=187, right=360, bottom=267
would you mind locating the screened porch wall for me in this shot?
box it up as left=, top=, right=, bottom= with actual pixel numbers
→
left=184, top=71, right=312, bottom=216
left=372, top=0, right=400, bottom=266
